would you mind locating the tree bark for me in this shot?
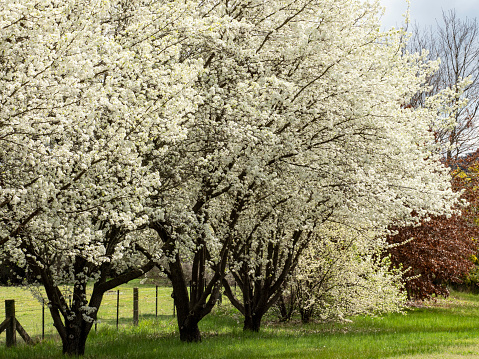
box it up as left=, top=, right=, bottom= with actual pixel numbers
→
left=223, top=230, right=308, bottom=333
left=178, top=316, right=202, bottom=342
left=300, top=307, right=313, bottom=324
left=243, top=313, right=262, bottom=332
left=62, top=320, right=92, bottom=356
left=277, top=292, right=295, bottom=322
left=152, top=221, right=225, bottom=343
left=169, top=251, right=203, bottom=342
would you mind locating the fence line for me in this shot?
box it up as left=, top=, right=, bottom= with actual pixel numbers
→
left=0, top=300, right=34, bottom=347
left=1, top=282, right=232, bottom=344
left=0, top=286, right=177, bottom=344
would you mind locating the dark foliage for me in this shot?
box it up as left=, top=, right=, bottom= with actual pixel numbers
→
left=0, top=258, right=25, bottom=285
left=387, top=153, right=479, bottom=300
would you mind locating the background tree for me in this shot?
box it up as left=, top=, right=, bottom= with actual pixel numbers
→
left=408, top=10, right=479, bottom=162
left=386, top=11, right=479, bottom=300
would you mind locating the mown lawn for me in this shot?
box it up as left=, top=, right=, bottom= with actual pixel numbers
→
left=2, top=284, right=479, bottom=358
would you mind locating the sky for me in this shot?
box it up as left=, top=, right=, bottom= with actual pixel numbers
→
left=379, top=0, right=479, bottom=29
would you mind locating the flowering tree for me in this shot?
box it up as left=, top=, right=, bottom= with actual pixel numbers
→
left=0, top=0, right=463, bottom=351
left=0, top=0, right=205, bottom=354
left=386, top=11, right=479, bottom=300
left=149, top=0, right=460, bottom=337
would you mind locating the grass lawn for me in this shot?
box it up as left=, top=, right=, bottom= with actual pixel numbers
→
left=2, top=283, right=479, bottom=358
left=0, top=279, right=175, bottom=343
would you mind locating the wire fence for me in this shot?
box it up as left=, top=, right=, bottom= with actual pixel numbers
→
left=0, top=285, right=176, bottom=345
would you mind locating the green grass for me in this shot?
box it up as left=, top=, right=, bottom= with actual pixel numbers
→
left=2, top=286, right=479, bottom=358
left=0, top=279, right=175, bottom=343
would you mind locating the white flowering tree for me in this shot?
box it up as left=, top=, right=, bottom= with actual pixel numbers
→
left=1, top=0, right=463, bottom=351
left=0, top=0, right=206, bottom=355
left=150, top=0, right=459, bottom=338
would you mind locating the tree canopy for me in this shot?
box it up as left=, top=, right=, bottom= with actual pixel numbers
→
left=0, top=0, right=465, bottom=354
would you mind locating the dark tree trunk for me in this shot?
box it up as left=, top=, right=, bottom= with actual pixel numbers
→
left=277, top=292, right=295, bottom=322
left=169, top=252, right=204, bottom=342
left=222, top=230, right=310, bottom=333
left=300, top=307, right=313, bottom=324
left=63, top=337, right=87, bottom=356
left=179, top=317, right=201, bottom=342
left=61, top=320, right=91, bottom=356
left=151, top=221, right=226, bottom=343
left=243, top=313, right=262, bottom=332
left=48, top=281, right=98, bottom=356
left=277, top=298, right=289, bottom=322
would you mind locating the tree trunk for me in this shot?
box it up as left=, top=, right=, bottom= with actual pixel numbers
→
left=168, top=251, right=203, bottom=342
left=300, top=307, right=313, bottom=324
left=277, top=297, right=289, bottom=322
left=277, top=292, right=295, bottom=322
left=61, top=320, right=92, bottom=356
left=243, top=313, right=262, bottom=332
left=178, top=317, right=201, bottom=342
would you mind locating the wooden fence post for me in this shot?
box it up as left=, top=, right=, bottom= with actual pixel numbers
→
left=5, top=300, right=16, bottom=347
left=42, top=299, right=45, bottom=340
left=155, top=286, right=158, bottom=318
left=133, top=288, right=139, bottom=326
left=116, top=290, right=120, bottom=330
left=0, top=300, right=33, bottom=347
